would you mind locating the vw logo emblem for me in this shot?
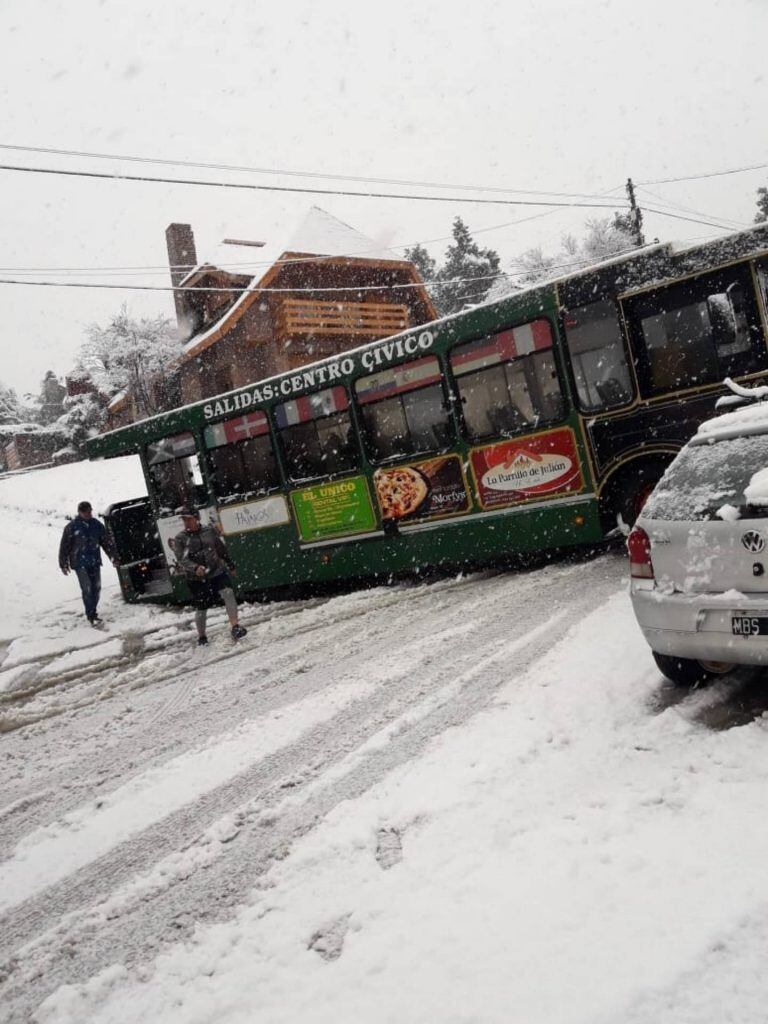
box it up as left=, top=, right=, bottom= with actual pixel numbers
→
left=742, top=530, right=766, bottom=553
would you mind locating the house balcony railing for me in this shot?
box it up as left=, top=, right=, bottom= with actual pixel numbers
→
left=275, top=299, right=410, bottom=340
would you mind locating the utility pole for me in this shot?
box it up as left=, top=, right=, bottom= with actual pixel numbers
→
left=626, top=177, right=645, bottom=247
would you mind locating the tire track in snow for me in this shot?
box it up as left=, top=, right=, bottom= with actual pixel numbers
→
left=0, top=554, right=628, bottom=1020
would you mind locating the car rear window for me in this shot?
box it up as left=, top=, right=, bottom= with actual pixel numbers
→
left=643, top=434, right=768, bottom=521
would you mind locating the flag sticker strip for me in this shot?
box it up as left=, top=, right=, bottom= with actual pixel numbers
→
left=204, top=411, right=270, bottom=449
left=355, top=356, right=442, bottom=405
left=275, top=386, right=349, bottom=429
left=451, top=321, right=553, bottom=377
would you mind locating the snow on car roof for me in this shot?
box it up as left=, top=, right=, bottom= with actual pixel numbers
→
left=695, top=396, right=768, bottom=443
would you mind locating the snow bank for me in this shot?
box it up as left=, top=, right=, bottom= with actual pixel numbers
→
left=0, top=456, right=145, bottom=641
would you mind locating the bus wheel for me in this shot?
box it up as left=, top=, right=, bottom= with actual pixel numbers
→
left=600, top=459, right=669, bottom=534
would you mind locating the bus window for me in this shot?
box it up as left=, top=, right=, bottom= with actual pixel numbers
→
left=626, top=267, right=764, bottom=396
left=752, top=260, right=768, bottom=326
left=145, top=432, right=206, bottom=513
left=450, top=320, right=566, bottom=442
left=563, top=300, right=634, bottom=412
left=354, top=355, right=452, bottom=462
left=275, top=386, right=358, bottom=481
left=204, top=411, right=280, bottom=502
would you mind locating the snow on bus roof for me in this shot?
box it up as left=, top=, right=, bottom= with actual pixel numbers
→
left=93, top=222, right=768, bottom=452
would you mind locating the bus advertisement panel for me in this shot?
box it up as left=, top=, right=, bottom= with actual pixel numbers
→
left=373, top=455, right=470, bottom=522
left=470, top=428, right=584, bottom=509
left=291, top=476, right=377, bottom=543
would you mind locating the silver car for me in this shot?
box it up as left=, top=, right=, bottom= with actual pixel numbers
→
left=630, top=386, right=768, bottom=685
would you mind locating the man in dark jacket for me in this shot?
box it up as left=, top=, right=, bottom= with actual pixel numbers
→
left=172, top=508, right=247, bottom=645
left=59, top=501, right=117, bottom=625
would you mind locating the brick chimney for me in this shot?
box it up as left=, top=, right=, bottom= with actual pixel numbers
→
left=165, top=223, right=198, bottom=334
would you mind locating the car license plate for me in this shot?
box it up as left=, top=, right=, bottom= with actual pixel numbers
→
left=732, top=615, right=768, bottom=637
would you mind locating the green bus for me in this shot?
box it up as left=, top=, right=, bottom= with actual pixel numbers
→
left=87, top=223, right=768, bottom=603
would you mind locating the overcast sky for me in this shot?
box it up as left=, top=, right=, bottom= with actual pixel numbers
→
left=1, top=0, right=767, bottom=394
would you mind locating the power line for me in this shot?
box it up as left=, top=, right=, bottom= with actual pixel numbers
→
left=0, top=244, right=664, bottom=295
left=0, top=162, right=628, bottom=211
left=635, top=185, right=746, bottom=230
left=0, top=273, right=506, bottom=294
left=641, top=205, right=751, bottom=232
left=0, top=142, right=621, bottom=202
left=638, top=160, right=768, bottom=186
left=0, top=205, right=583, bottom=277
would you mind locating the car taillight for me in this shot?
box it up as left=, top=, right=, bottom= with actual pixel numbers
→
left=628, top=526, right=654, bottom=579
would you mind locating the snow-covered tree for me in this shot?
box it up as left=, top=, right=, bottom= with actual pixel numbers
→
left=403, top=243, right=437, bottom=285
left=0, top=381, right=24, bottom=424
left=34, top=370, right=66, bottom=425
left=432, top=218, right=501, bottom=316
left=516, top=247, right=557, bottom=286
left=755, top=186, right=768, bottom=224
left=56, top=385, right=108, bottom=455
left=81, top=305, right=179, bottom=417
left=580, top=216, right=635, bottom=264
left=497, top=215, right=638, bottom=290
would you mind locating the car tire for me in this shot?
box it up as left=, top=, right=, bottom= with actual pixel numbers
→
left=652, top=651, right=726, bottom=687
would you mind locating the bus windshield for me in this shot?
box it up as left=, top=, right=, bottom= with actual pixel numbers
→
left=145, top=432, right=206, bottom=513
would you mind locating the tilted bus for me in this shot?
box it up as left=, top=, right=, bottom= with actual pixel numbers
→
left=87, top=223, right=768, bottom=603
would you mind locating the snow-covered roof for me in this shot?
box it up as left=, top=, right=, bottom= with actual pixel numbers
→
left=283, top=206, right=396, bottom=260
left=188, top=206, right=398, bottom=284
left=179, top=207, right=416, bottom=361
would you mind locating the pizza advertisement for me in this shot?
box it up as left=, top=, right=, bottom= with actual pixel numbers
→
left=470, top=428, right=584, bottom=510
left=373, top=455, right=470, bottom=523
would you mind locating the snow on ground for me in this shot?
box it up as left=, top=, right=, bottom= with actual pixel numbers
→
left=3, top=461, right=768, bottom=1023
left=0, top=455, right=145, bottom=643
left=28, top=592, right=768, bottom=1024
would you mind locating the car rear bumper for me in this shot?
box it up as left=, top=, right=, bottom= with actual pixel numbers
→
left=631, top=587, right=768, bottom=665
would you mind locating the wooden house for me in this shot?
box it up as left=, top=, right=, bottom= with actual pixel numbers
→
left=106, top=208, right=437, bottom=428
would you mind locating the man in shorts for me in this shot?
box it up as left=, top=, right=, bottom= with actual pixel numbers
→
left=172, top=508, right=247, bottom=645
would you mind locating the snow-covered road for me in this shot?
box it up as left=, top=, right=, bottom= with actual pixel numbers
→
left=3, top=462, right=768, bottom=1023
left=2, top=550, right=625, bottom=1022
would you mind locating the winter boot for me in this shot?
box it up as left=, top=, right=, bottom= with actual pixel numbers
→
left=231, top=624, right=247, bottom=641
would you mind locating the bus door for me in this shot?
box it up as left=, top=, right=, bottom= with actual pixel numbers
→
left=105, top=496, right=173, bottom=598
left=143, top=432, right=215, bottom=577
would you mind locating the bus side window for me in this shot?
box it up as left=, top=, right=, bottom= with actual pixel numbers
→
left=145, top=432, right=206, bottom=514
left=625, top=267, right=764, bottom=397
left=204, top=411, right=280, bottom=503
left=450, top=319, right=566, bottom=442
left=753, top=261, right=768, bottom=331
left=354, top=355, right=452, bottom=463
left=275, top=386, right=358, bottom=482
left=562, top=300, right=634, bottom=412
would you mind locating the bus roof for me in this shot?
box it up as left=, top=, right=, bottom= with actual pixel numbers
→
left=87, top=222, right=768, bottom=462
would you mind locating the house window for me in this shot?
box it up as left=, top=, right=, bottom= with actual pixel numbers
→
left=204, top=411, right=280, bottom=502
left=354, top=356, right=452, bottom=462
left=275, top=386, right=358, bottom=481
left=450, top=320, right=566, bottom=441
